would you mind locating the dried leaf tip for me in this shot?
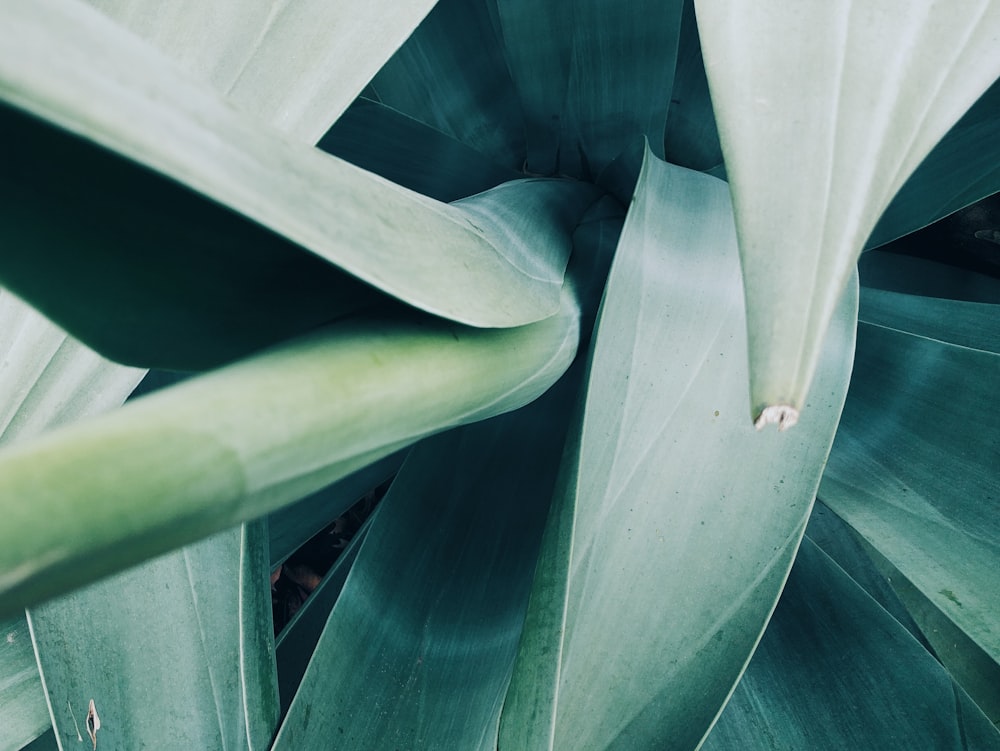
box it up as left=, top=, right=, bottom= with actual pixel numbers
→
left=754, top=405, right=799, bottom=432
left=86, top=699, right=100, bottom=750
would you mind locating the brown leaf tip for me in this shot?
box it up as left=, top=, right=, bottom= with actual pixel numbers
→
left=754, top=405, right=799, bottom=432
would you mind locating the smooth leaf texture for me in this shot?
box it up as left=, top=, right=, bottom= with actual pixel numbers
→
left=270, top=377, right=579, bottom=751
left=319, top=97, right=520, bottom=203
left=820, top=320, right=1000, bottom=666
left=0, top=0, right=593, bottom=350
left=703, top=536, right=1000, bottom=750
left=0, top=616, right=49, bottom=751
left=273, top=516, right=372, bottom=715
left=86, top=0, right=440, bottom=143
left=267, top=451, right=405, bottom=569
left=0, top=294, right=579, bottom=617
left=496, top=0, right=683, bottom=177
left=868, top=78, right=1000, bottom=250
left=499, top=154, right=856, bottom=751
left=369, top=0, right=527, bottom=170
left=28, top=520, right=278, bottom=751
left=858, top=251, right=1000, bottom=303
left=695, top=0, right=1000, bottom=425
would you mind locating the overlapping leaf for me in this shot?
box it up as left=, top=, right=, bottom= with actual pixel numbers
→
left=271, top=377, right=579, bottom=750
left=499, top=153, right=856, bottom=750
left=695, top=0, right=1000, bottom=425
left=28, top=521, right=278, bottom=751
left=86, top=0, right=440, bottom=142
left=1, top=0, right=594, bottom=367
left=704, top=536, right=1000, bottom=749
left=0, top=291, right=580, bottom=617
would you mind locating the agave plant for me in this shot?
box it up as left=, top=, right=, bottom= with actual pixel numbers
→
left=1, top=0, right=999, bottom=748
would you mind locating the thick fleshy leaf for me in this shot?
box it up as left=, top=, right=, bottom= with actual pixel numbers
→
left=662, top=0, right=723, bottom=173
left=703, top=537, right=1000, bottom=750
left=319, top=98, right=520, bottom=203
left=820, top=321, right=1000, bottom=669
left=695, top=0, right=1000, bottom=426
left=496, top=0, right=684, bottom=177
left=368, top=0, right=527, bottom=170
left=0, top=615, right=49, bottom=751
left=267, top=451, right=404, bottom=569
left=868, top=78, right=1000, bottom=250
left=86, top=0, right=440, bottom=143
left=274, top=517, right=372, bottom=715
left=0, top=295, right=579, bottom=617
left=270, top=377, right=579, bottom=751
left=858, top=251, right=1000, bottom=303
left=27, top=520, right=279, bottom=751
left=499, top=154, right=856, bottom=751
left=0, top=0, right=593, bottom=353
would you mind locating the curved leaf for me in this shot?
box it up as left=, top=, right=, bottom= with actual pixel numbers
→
left=703, top=537, right=1000, bottom=750
left=319, top=98, right=520, bottom=203
left=0, top=293, right=580, bottom=617
left=695, top=0, right=1000, bottom=425
left=271, top=377, right=579, bottom=751
left=27, top=520, right=278, bottom=751
left=496, top=0, right=684, bottom=177
left=858, top=251, right=1000, bottom=303
left=87, top=0, right=440, bottom=142
left=868, top=78, right=1000, bottom=250
left=820, top=321, right=1000, bottom=668
left=499, top=154, right=856, bottom=751
left=0, top=0, right=591, bottom=346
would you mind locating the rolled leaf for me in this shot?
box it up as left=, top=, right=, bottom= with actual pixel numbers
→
left=499, top=153, right=856, bottom=751
left=0, top=292, right=579, bottom=617
left=86, top=0, right=440, bottom=142
left=27, top=521, right=279, bottom=751
left=0, top=0, right=593, bottom=348
left=695, top=0, right=1000, bottom=425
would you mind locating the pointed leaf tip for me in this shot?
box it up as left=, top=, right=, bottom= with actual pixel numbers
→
left=754, top=404, right=799, bottom=431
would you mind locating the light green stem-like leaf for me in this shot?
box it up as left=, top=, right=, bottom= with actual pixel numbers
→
left=0, top=0, right=591, bottom=337
left=27, top=520, right=278, bottom=751
left=500, top=152, right=856, bottom=751
left=0, top=293, right=579, bottom=618
left=694, top=0, right=1000, bottom=425
left=85, top=0, right=441, bottom=143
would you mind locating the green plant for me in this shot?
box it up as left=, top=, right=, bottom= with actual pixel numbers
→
left=1, top=0, right=999, bottom=749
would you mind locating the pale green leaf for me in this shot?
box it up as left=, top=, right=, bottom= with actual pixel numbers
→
left=695, top=0, right=1000, bottom=424
left=27, top=520, right=278, bottom=751
left=496, top=0, right=684, bottom=177
left=820, top=321, right=1000, bottom=667
left=0, top=616, right=49, bottom=751
left=499, top=153, right=856, bottom=751
left=703, top=537, right=1000, bottom=750
left=0, top=0, right=593, bottom=339
left=0, top=293, right=579, bottom=617
left=270, top=377, right=579, bottom=751
left=86, top=0, right=440, bottom=142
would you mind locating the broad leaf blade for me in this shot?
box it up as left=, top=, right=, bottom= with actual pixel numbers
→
left=87, top=0, right=440, bottom=142
left=704, top=537, right=1000, bottom=750
left=0, top=295, right=579, bottom=617
left=28, top=521, right=278, bottom=751
left=820, top=319, right=1000, bottom=667
left=0, top=616, right=49, bottom=751
left=1, top=0, right=590, bottom=346
left=500, top=153, right=856, bottom=750
left=271, top=378, right=579, bottom=750
left=496, top=0, right=684, bottom=177
left=695, top=0, right=1000, bottom=424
